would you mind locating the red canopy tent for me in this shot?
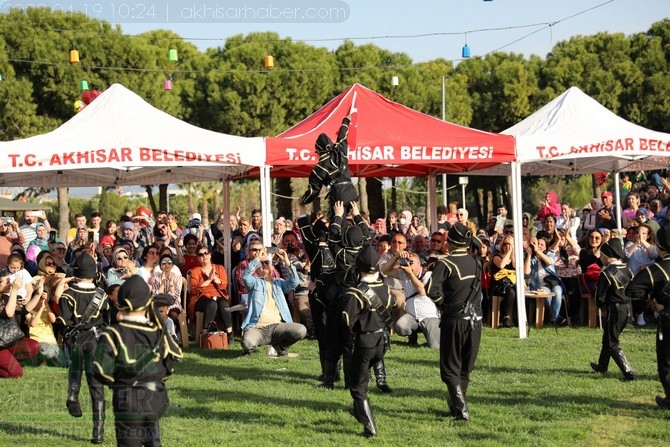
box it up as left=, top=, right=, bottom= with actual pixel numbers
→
left=264, top=83, right=515, bottom=178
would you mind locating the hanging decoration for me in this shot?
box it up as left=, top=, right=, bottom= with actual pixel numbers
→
left=74, top=100, right=85, bottom=112
left=168, top=48, right=178, bottom=62
left=462, top=33, right=471, bottom=58
left=264, top=55, right=274, bottom=69
left=164, top=79, right=172, bottom=90
left=80, top=80, right=89, bottom=91
left=391, top=75, right=399, bottom=86
left=82, top=89, right=102, bottom=104
left=69, top=48, right=80, bottom=64
left=0, top=72, right=3, bottom=81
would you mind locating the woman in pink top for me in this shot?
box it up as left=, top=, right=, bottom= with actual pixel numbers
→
left=537, top=191, right=561, bottom=220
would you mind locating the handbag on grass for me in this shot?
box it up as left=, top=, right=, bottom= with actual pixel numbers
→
left=199, top=323, right=228, bottom=349
left=0, top=317, right=25, bottom=348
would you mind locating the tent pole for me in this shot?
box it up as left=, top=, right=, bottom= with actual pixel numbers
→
left=614, top=171, right=622, bottom=235
left=511, top=161, right=527, bottom=339
left=427, top=174, right=437, bottom=232
left=222, top=180, right=231, bottom=286
left=441, top=76, right=447, bottom=207
left=260, top=166, right=272, bottom=247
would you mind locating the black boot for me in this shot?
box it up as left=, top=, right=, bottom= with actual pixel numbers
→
left=91, top=400, right=105, bottom=444
left=446, top=384, right=470, bottom=422
left=611, top=348, right=636, bottom=381
left=373, top=359, right=393, bottom=394
left=353, top=398, right=377, bottom=437
left=66, top=371, right=83, bottom=418
left=591, top=348, right=610, bottom=374
left=318, top=360, right=338, bottom=389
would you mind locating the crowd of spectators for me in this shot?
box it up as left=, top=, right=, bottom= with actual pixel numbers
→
left=4, top=169, right=670, bottom=377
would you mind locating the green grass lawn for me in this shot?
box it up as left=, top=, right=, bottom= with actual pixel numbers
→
left=1, top=326, right=669, bottom=447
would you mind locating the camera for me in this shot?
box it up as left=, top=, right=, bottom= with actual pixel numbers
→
left=267, top=247, right=279, bottom=255
left=88, top=231, right=95, bottom=242
left=398, top=258, right=410, bottom=267
left=49, top=230, right=57, bottom=242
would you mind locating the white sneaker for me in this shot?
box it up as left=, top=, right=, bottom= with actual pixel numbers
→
left=636, top=313, right=646, bottom=326
left=267, top=346, right=278, bottom=356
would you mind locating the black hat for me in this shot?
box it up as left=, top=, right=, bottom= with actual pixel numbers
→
left=658, top=224, right=670, bottom=252
left=117, top=276, right=152, bottom=311
left=153, top=293, right=174, bottom=308
left=315, top=133, right=333, bottom=153
left=356, top=244, right=379, bottom=274
left=73, top=252, right=97, bottom=279
left=447, top=223, right=472, bottom=248
left=343, top=225, right=363, bottom=249
left=600, top=239, right=625, bottom=260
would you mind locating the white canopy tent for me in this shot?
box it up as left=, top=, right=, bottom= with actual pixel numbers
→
left=0, top=83, right=266, bottom=186
left=500, top=86, right=670, bottom=338
left=0, top=83, right=269, bottom=273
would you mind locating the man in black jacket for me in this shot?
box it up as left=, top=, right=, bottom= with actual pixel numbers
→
left=427, top=223, right=482, bottom=422
left=590, top=239, right=636, bottom=381
left=626, top=224, right=670, bottom=409
left=342, top=244, right=393, bottom=437
left=58, top=253, right=110, bottom=444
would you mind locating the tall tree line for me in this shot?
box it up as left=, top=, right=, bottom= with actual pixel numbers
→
left=0, top=9, right=669, bottom=226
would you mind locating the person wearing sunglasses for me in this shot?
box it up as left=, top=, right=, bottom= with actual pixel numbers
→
left=151, top=253, right=183, bottom=323
left=105, top=247, right=136, bottom=287
left=188, top=246, right=234, bottom=345
left=240, top=246, right=306, bottom=357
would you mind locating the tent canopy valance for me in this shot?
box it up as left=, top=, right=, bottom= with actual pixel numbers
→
left=0, top=83, right=266, bottom=188
left=263, top=83, right=515, bottom=178
left=498, top=86, right=670, bottom=176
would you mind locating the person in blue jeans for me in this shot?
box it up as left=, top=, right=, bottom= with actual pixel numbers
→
left=529, top=232, right=566, bottom=325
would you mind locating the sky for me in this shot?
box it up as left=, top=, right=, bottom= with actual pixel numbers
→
left=113, top=0, right=670, bottom=63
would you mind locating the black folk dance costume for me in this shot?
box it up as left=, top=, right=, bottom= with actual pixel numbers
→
left=92, top=276, right=183, bottom=447
left=590, top=240, right=636, bottom=381
left=427, top=224, right=482, bottom=422
left=626, top=225, right=670, bottom=410
left=298, top=215, right=337, bottom=382
left=342, top=245, right=394, bottom=437
left=58, top=253, right=110, bottom=444
left=299, top=116, right=359, bottom=218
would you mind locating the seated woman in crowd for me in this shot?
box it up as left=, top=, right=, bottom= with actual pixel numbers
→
left=151, top=253, right=183, bottom=323
left=579, top=229, right=604, bottom=297
left=624, top=223, right=658, bottom=326
left=490, top=235, right=525, bottom=328
left=188, top=246, right=234, bottom=345
left=105, top=247, right=136, bottom=287
left=528, top=234, right=566, bottom=325
left=135, top=245, right=159, bottom=283
left=621, top=192, right=642, bottom=228
left=98, top=220, right=118, bottom=248
left=550, top=228, right=582, bottom=324
left=0, top=274, right=40, bottom=378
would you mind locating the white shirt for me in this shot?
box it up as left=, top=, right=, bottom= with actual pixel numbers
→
left=399, top=270, right=439, bottom=322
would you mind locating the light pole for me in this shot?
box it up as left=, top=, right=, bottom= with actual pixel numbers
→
left=459, top=176, right=469, bottom=208
left=441, top=76, right=447, bottom=206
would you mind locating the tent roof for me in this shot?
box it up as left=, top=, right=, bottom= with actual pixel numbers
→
left=497, top=86, right=670, bottom=176
left=0, top=198, right=50, bottom=212
left=263, top=83, right=515, bottom=178
left=0, top=84, right=265, bottom=187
